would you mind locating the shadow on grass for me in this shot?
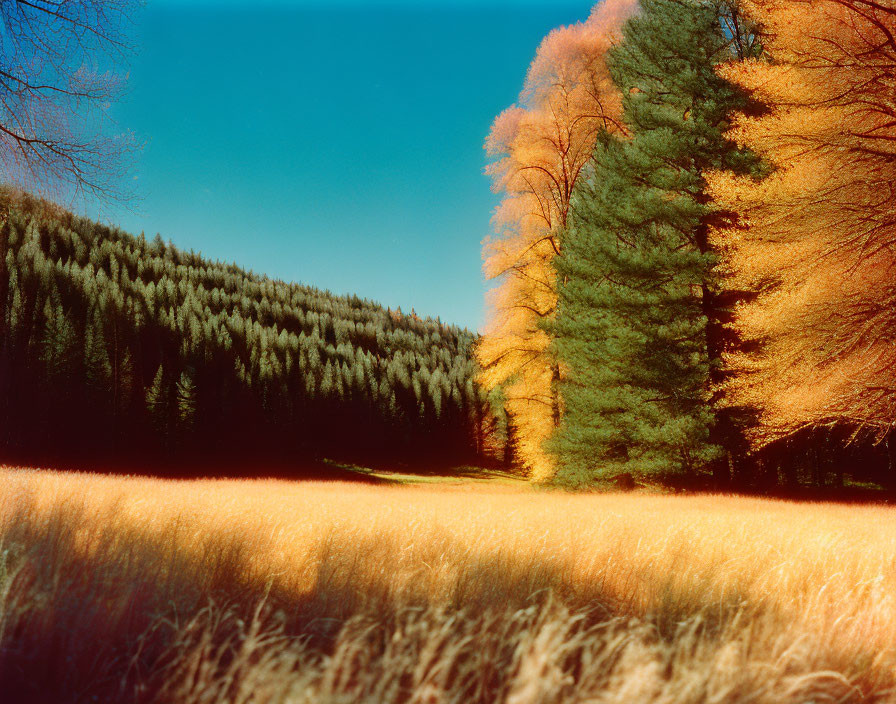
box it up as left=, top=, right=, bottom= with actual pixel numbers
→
left=0, top=454, right=399, bottom=484
left=1, top=491, right=620, bottom=702
left=0, top=489, right=883, bottom=703
left=610, top=471, right=896, bottom=506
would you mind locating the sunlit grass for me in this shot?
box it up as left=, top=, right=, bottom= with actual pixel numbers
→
left=1, top=466, right=894, bottom=702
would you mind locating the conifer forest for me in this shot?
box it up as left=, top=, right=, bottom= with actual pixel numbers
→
left=0, top=191, right=496, bottom=473
left=4, top=1, right=896, bottom=702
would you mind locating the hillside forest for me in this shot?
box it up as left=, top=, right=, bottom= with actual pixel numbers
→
left=1, top=0, right=895, bottom=491
left=0, top=192, right=500, bottom=473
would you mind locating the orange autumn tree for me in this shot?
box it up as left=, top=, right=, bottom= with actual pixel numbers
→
left=477, top=0, right=636, bottom=480
left=708, top=0, right=896, bottom=447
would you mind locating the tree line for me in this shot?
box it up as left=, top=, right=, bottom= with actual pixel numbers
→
left=0, top=190, right=502, bottom=474
left=480, top=0, right=896, bottom=489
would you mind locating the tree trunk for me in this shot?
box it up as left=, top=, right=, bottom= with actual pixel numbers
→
left=0, top=213, right=8, bottom=452
left=551, top=363, right=562, bottom=427
left=710, top=452, right=730, bottom=490
left=810, top=444, right=823, bottom=488
left=887, top=431, right=896, bottom=493
left=696, top=221, right=731, bottom=491
left=504, top=406, right=518, bottom=469
left=732, top=451, right=755, bottom=490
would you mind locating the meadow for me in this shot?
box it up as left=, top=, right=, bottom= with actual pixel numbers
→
left=2, top=467, right=895, bottom=703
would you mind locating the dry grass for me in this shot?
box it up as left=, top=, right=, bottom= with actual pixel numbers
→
left=1, top=467, right=895, bottom=702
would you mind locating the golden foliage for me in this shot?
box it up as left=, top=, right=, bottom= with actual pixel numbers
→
left=707, top=0, right=896, bottom=445
left=4, top=469, right=896, bottom=701
left=477, top=0, right=636, bottom=480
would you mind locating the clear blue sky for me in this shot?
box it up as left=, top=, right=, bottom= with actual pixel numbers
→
left=100, top=0, right=593, bottom=329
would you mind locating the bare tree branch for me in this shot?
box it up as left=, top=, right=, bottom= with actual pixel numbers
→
left=0, top=0, right=139, bottom=204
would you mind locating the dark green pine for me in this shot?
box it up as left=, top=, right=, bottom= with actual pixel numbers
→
left=549, top=0, right=760, bottom=486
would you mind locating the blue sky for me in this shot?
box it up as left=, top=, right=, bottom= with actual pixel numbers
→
left=100, top=1, right=594, bottom=329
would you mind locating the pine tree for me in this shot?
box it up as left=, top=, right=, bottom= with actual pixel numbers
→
left=176, top=369, right=197, bottom=431
left=549, top=0, right=759, bottom=485
left=84, top=306, right=112, bottom=392
left=40, top=299, right=77, bottom=383
left=146, top=364, right=172, bottom=445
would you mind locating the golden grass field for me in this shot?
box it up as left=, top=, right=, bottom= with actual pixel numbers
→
left=2, top=467, right=896, bottom=703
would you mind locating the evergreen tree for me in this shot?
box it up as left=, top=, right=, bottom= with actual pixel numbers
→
left=146, top=365, right=172, bottom=444
left=40, top=299, right=77, bottom=384
left=176, top=370, right=197, bottom=432
left=549, top=0, right=759, bottom=485
left=84, top=307, right=112, bottom=392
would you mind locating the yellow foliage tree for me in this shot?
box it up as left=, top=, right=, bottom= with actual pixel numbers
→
left=477, top=0, right=635, bottom=480
left=708, top=0, right=896, bottom=446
